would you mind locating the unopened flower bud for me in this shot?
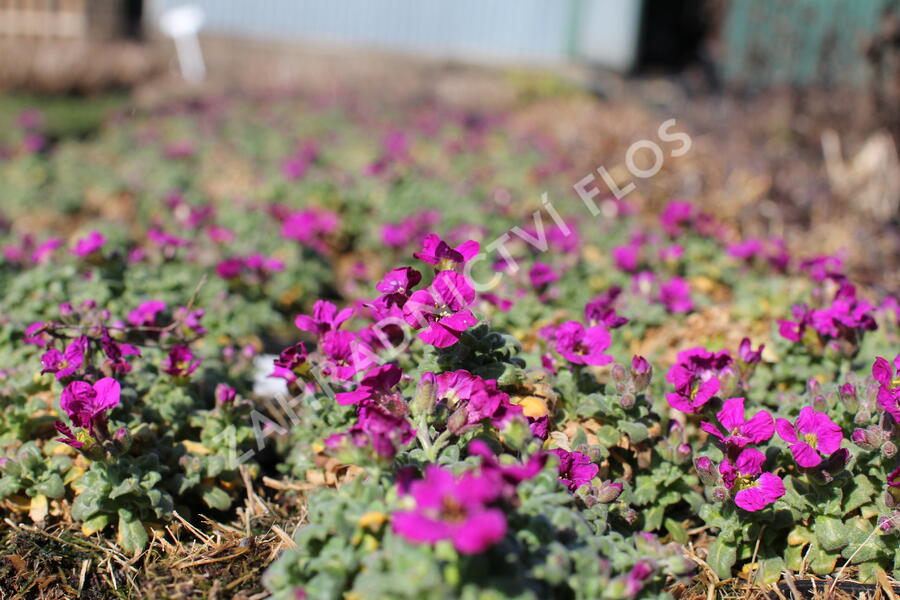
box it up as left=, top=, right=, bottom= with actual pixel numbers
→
left=215, top=383, right=237, bottom=406
left=882, top=441, right=897, bottom=459
left=113, top=427, right=132, bottom=452
left=674, top=443, right=691, bottom=464
left=619, top=393, right=635, bottom=409
left=612, top=364, right=627, bottom=382
left=411, top=372, right=437, bottom=418
left=879, top=515, right=898, bottom=532
left=595, top=481, right=624, bottom=503
left=620, top=507, right=638, bottom=524
left=852, top=429, right=876, bottom=450
left=812, top=394, right=827, bottom=412
left=712, top=487, right=727, bottom=502
left=446, top=405, right=469, bottom=434
left=821, top=448, right=850, bottom=475
left=854, top=410, right=871, bottom=426
left=807, top=378, right=821, bottom=396
left=840, top=383, right=858, bottom=406
left=630, top=355, right=652, bottom=392
left=694, top=456, right=718, bottom=486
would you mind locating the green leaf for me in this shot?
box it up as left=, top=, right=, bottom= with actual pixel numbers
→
left=755, top=556, right=785, bottom=585
left=784, top=545, right=805, bottom=571
left=843, top=475, right=877, bottom=516
left=595, top=426, right=620, bottom=447
left=200, top=485, right=232, bottom=511
left=81, top=513, right=111, bottom=536
left=632, top=476, right=658, bottom=505
left=665, top=518, right=688, bottom=545
left=117, top=510, right=148, bottom=554
left=814, top=516, right=847, bottom=552
left=807, top=543, right=839, bottom=575
left=618, top=422, right=649, bottom=443
left=644, top=504, right=665, bottom=532
left=706, top=537, right=738, bottom=580
left=109, top=478, right=139, bottom=499
left=34, top=474, right=64, bottom=499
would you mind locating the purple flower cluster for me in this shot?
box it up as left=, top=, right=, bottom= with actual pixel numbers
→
left=778, top=283, right=877, bottom=353
left=325, top=364, right=414, bottom=459
left=665, top=347, right=734, bottom=413
left=391, top=442, right=543, bottom=554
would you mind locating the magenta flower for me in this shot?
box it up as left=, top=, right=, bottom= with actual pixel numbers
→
left=528, top=261, right=559, bottom=291
left=658, top=277, right=693, bottom=313
left=334, top=364, right=403, bottom=406
left=31, top=238, right=62, bottom=264
left=294, top=300, right=354, bottom=338
left=100, top=329, right=140, bottom=375
left=737, top=338, right=764, bottom=365
left=326, top=398, right=415, bottom=459
left=403, top=271, right=477, bottom=348
left=280, top=209, right=338, bottom=253
left=375, top=267, right=422, bottom=307
left=24, top=322, right=49, bottom=347
left=413, top=234, right=479, bottom=270
left=665, top=347, right=733, bottom=414
left=660, top=201, right=694, bottom=236
left=873, top=355, right=900, bottom=421
left=551, top=321, right=614, bottom=366
left=612, top=244, right=640, bottom=272
left=779, top=285, right=877, bottom=348
left=162, top=344, right=201, bottom=378
left=624, top=561, right=655, bottom=596
left=467, top=440, right=546, bottom=500
left=320, top=330, right=376, bottom=381
left=435, top=370, right=522, bottom=430
left=719, top=448, right=785, bottom=511
left=392, top=465, right=506, bottom=554
left=550, top=448, right=599, bottom=491
left=41, top=336, right=87, bottom=380
left=775, top=407, right=844, bottom=468
left=584, top=286, right=629, bottom=329
left=56, top=377, right=121, bottom=444
left=127, top=300, right=167, bottom=327
left=700, top=397, right=774, bottom=452
left=71, top=231, right=106, bottom=257
left=271, top=341, right=309, bottom=384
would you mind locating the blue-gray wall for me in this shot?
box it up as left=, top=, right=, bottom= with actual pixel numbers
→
left=151, top=0, right=643, bottom=70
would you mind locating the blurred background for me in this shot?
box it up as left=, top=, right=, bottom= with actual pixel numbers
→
left=0, top=0, right=898, bottom=290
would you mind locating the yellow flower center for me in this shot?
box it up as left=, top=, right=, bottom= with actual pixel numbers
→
left=803, top=432, right=818, bottom=448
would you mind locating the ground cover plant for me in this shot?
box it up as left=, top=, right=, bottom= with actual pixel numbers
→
left=0, top=92, right=898, bottom=599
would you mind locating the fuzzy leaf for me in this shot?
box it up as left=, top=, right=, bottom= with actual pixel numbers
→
left=843, top=475, right=877, bottom=516
left=814, top=516, right=847, bottom=552
left=81, top=513, right=111, bottom=536
left=117, top=510, right=148, bottom=554
left=200, top=485, right=232, bottom=511
left=706, top=538, right=738, bottom=580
